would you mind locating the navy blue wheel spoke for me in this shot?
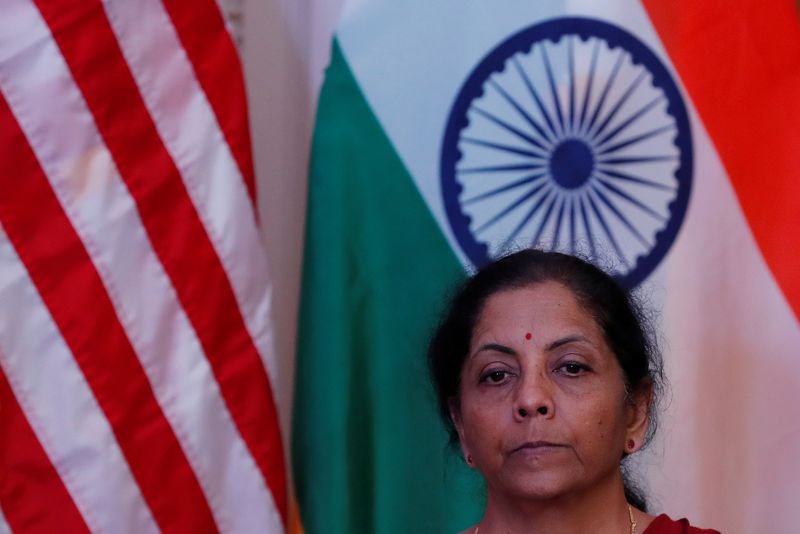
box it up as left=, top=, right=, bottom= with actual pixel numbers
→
left=598, top=154, right=676, bottom=165
left=551, top=195, right=568, bottom=250
left=462, top=172, right=547, bottom=205
left=585, top=50, right=624, bottom=134
left=503, top=186, right=555, bottom=248
left=596, top=178, right=666, bottom=222
left=529, top=190, right=559, bottom=248
left=513, top=58, right=559, bottom=141
left=595, top=95, right=664, bottom=147
left=578, top=40, right=601, bottom=131
left=458, top=162, right=545, bottom=174
left=474, top=180, right=549, bottom=234
left=541, top=42, right=566, bottom=135
left=568, top=197, right=577, bottom=255
left=591, top=184, right=650, bottom=248
left=596, top=168, right=674, bottom=191
left=472, top=105, right=552, bottom=152
left=568, top=37, right=576, bottom=133
left=578, top=195, right=597, bottom=260
left=461, top=135, right=548, bottom=160
left=596, top=123, right=674, bottom=156
left=489, top=80, right=554, bottom=151
left=589, top=71, right=646, bottom=141
left=586, top=190, right=629, bottom=268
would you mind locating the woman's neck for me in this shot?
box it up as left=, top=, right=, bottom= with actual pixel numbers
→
left=477, top=472, right=635, bottom=534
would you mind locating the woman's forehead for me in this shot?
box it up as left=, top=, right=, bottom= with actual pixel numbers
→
left=470, top=282, right=614, bottom=357
left=474, top=282, right=597, bottom=334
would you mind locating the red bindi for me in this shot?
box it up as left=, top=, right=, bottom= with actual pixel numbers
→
left=525, top=332, right=532, bottom=340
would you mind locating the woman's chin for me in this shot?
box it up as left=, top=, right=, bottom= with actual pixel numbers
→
left=492, top=471, right=578, bottom=502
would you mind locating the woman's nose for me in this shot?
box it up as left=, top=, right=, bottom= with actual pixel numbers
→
left=513, top=370, right=555, bottom=421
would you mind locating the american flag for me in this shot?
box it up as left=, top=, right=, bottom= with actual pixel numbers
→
left=0, top=1, right=286, bottom=532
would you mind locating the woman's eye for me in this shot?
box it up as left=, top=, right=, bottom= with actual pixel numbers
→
left=481, top=369, right=510, bottom=384
left=558, top=362, right=589, bottom=376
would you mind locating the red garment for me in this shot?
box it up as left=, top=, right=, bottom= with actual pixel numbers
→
left=643, top=514, right=721, bottom=533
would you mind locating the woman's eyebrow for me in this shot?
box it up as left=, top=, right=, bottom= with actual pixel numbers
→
left=545, top=335, right=592, bottom=351
left=475, top=342, right=516, bottom=356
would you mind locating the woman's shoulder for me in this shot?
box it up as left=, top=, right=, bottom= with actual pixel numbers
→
left=643, top=513, right=721, bottom=534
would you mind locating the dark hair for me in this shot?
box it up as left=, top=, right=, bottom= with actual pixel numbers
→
left=427, top=249, right=664, bottom=510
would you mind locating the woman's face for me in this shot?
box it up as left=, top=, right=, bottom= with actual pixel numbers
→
left=452, top=281, right=649, bottom=501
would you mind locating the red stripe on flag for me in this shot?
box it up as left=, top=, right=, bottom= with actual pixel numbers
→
left=0, top=93, right=218, bottom=533
left=0, top=366, right=90, bottom=534
left=161, top=0, right=257, bottom=207
left=32, top=0, right=288, bottom=521
left=643, top=0, right=800, bottom=320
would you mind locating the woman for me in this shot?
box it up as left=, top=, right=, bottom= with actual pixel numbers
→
left=428, top=250, right=719, bottom=533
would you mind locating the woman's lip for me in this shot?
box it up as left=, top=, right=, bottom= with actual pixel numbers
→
left=511, top=441, right=567, bottom=453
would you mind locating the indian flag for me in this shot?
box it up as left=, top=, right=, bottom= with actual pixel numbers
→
left=293, top=2, right=800, bottom=533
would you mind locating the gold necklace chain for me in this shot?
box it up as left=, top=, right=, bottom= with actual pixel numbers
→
left=472, top=504, right=636, bottom=534
left=628, top=504, right=637, bottom=534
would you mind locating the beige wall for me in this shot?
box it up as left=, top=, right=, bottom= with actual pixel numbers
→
left=241, top=0, right=345, bottom=454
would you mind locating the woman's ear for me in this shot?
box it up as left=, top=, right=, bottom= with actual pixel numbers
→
left=625, top=380, right=653, bottom=452
left=448, top=397, right=471, bottom=462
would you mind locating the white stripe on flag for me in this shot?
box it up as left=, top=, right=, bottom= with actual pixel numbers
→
left=0, top=2, right=282, bottom=531
left=103, top=0, right=280, bottom=383
left=0, top=224, right=159, bottom=534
